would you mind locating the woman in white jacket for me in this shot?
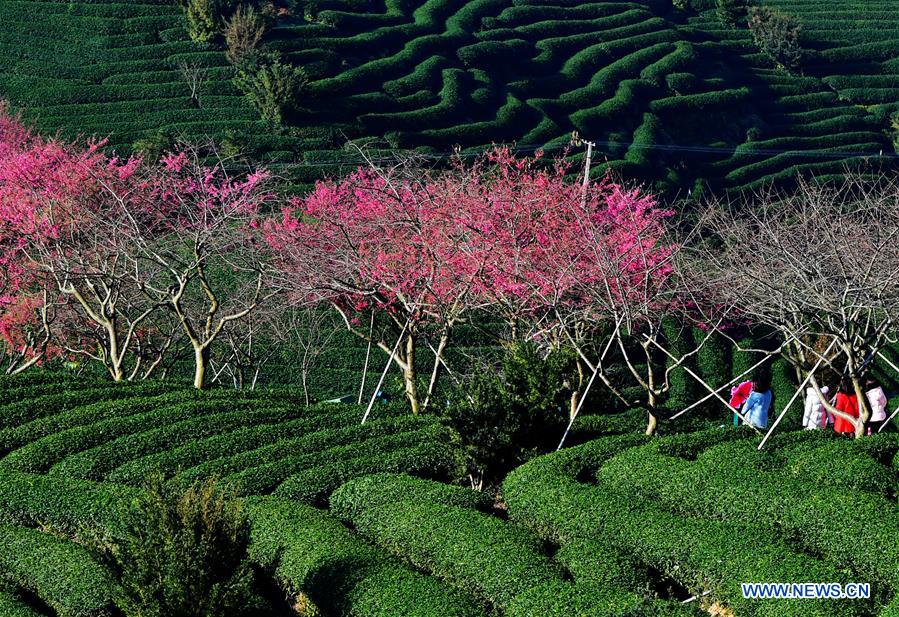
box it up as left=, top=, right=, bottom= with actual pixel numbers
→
left=802, top=385, right=829, bottom=430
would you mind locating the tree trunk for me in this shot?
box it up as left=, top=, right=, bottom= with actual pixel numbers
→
left=302, top=370, right=310, bottom=407
left=644, top=343, right=658, bottom=436
left=850, top=375, right=869, bottom=438
left=403, top=333, right=420, bottom=414
left=193, top=344, right=209, bottom=389
left=570, top=356, right=586, bottom=420
left=645, top=411, right=658, bottom=436
left=106, top=321, right=125, bottom=382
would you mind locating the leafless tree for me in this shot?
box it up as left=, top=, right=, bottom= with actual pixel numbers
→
left=18, top=186, right=162, bottom=382
left=576, top=207, right=730, bottom=436
left=693, top=173, right=899, bottom=437
left=283, top=305, right=341, bottom=405
left=178, top=59, right=208, bottom=108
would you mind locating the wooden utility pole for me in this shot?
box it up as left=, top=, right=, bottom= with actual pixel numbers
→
left=571, top=132, right=596, bottom=201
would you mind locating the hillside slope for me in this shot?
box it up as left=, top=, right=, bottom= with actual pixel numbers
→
left=0, top=0, right=896, bottom=194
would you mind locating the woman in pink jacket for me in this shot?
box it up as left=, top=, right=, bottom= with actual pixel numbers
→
left=864, top=378, right=890, bottom=434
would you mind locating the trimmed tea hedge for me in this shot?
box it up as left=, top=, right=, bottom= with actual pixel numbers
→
left=106, top=403, right=399, bottom=483
left=0, top=579, right=46, bottom=617
left=330, top=472, right=493, bottom=520
left=503, top=433, right=874, bottom=617
left=247, top=496, right=487, bottom=617
left=0, top=523, right=118, bottom=617
left=597, top=439, right=899, bottom=589
left=337, top=498, right=564, bottom=610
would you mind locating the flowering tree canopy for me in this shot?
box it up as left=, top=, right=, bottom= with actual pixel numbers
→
left=0, top=104, right=152, bottom=379
left=0, top=107, right=276, bottom=387
left=265, top=147, right=691, bottom=422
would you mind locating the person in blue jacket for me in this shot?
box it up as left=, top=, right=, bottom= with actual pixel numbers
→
left=741, top=375, right=773, bottom=429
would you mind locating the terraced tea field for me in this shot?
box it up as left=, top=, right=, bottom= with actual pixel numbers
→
left=0, top=372, right=895, bottom=616
left=0, top=0, right=896, bottom=195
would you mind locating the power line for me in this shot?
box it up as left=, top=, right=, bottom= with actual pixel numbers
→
left=261, top=138, right=899, bottom=169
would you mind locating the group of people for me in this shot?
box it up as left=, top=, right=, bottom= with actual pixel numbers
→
left=728, top=376, right=894, bottom=435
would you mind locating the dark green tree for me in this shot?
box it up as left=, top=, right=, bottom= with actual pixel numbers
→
left=86, top=475, right=257, bottom=617
left=748, top=6, right=803, bottom=70
left=716, top=0, right=745, bottom=26
left=234, top=52, right=307, bottom=127
left=445, top=342, right=573, bottom=487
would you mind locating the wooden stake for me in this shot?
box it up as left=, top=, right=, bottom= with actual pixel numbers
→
left=556, top=316, right=623, bottom=451
left=644, top=336, right=760, bottom=433
left=357, top=312, right=374, bottom=404
left=361, top=321, right=408, bottom=425
left=669, top=348, right=783, bottom=420
left=874, top=351, right=899, bottom=433
left=757, top=339, right=837, bottom=450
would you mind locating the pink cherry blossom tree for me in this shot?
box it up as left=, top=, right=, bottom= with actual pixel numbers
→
left=0, top=105, right=159, bottom=380
left=266, top=154, right=490, bottom=413
left=115, top=144, right=279, bottom=389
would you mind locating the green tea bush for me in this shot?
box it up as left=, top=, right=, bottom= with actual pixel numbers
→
left=507, top=581, right=701, bottom=616
left=330, top=473, right=492, bottom=521
left=339, top=499, right=563, bottom=610
left=0, top=523, right=118, bottom=617
left=86, top=475, right=258, bottom=617
left=0, top=469, right=135, bottom=535
left=106, top=403, right=398, bottom=483
left=0, top=383, right=156, bottom=429
left=554, top=538, right=650, bottom=591
left=0, top=584, right=44, bottom=617
left=504, top=435, right=875, bottom=617
left=1, top=396, right=279, bottom=473
left=457, top=39, right=531, bottom=68
left=598, top=441, right=899, bottom=590
left=779, top=440, right=898, bottom=495
left=650, top=87, right=750, bottom=113
left=168, top=414, right=448, bottom=487
left=247, top=496, right=486, bottom=617
left=48, top=405, right=295, bottom=481
left=271, top=439, right=465, bottom=503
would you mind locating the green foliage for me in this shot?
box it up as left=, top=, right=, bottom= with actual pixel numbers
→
left=224, top=4, right=266, bottom=65
left=247, top=496, right=486, bottom=617
left=131, top=128, right=178, bottom=161
left=1, top=393, right=290, bottom=473
left=330, top=472, right=492, bottom=521
left=106, top=403, right=402, bottom=484
left=598, top=438, right=899, bottom=592
left=162, top=414, right=462, bottom=500
left=504, top=431, right=884, bottom=617
left=748, top=6, right=803, bottom=70
left=0, top=584, right=44, bottom=617
left=507, top=582, right=700, bottom=617
left=0, top=381, right=177, bottom=434
left=661, top=321, right=696, bottom=410
left=85, top=475, right=257, bottom=617
left=335, top=495, right=563, bottom=609
left=715, top=0, right=745, bottom=27
left=0, top=523, right=118, bottom=617
left=233, top=52, right=307, bottom=127
left=0, top=469, right=136, bottom=536
left=444, top=342, right=572, bottom=482
left=695, top=329, right=730, bottom=390
left=1, top=0, right=896, bottom=195
left=179, top=0, right=235, bottom=43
